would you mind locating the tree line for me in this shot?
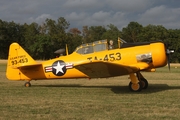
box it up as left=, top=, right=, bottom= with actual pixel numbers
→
left=0, top=17, right=180, bottom=62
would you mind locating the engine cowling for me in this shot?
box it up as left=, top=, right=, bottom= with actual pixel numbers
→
left=150, top=42, right=167, bottom=68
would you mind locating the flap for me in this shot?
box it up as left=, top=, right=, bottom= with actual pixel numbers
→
left=74, top=61, right=139, bottom=78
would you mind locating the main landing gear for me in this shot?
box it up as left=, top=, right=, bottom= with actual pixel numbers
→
left=24, top=82, right=31, bottom=87
left=128, top=72, right=148, bottom=92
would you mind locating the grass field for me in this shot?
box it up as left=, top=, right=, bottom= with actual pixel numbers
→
left=1, top=62, right=180, bottom=120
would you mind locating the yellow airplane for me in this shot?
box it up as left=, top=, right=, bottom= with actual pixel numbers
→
left=6, top=38, right=174, bottom=92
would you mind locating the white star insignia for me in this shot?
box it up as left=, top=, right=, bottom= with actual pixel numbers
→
left=53, top=61, right=65, bottom=74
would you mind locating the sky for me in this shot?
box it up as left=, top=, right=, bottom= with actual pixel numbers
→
left=0, top=0, right=180, bottom=30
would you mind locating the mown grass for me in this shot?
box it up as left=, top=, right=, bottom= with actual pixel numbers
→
left=1, top=63, right=180, bottom=120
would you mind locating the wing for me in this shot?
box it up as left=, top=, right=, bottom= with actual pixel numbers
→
left=74, top=61, right=140, bottom=78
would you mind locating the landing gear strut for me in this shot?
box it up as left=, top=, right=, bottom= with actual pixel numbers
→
left=128, top=72, right=148, bottom=92
left=24, top=82, right=31, bottom=87
left=140, top=78, right=148, bottom=89
left=136, top=72, right=148, bottom=89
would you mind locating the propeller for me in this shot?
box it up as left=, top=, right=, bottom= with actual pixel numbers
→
left=165, top=44, right=174, bottom=70
left=54, top=48, right=65, bottom=54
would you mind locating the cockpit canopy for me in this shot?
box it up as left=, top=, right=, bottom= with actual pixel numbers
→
left=74, top=38, right=128, bottom=55
left=75, top=40, right=108, bottom=55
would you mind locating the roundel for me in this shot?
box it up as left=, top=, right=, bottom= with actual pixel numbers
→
left=52, top=60, right=67, bottom=76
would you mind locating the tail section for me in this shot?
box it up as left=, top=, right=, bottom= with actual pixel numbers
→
left=6, top=43, right=38, bottom=80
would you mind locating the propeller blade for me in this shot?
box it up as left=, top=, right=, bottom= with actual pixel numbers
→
left=166, top=48, right=174, bottom=71
left=54, top=48, right=65, bottom=54
left=167, top=53, right=170, bottom=70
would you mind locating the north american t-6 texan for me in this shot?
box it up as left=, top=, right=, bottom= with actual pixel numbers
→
left=6, top=38, right=174, bottom=92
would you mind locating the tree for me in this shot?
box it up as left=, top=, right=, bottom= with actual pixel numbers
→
left=81, top=25, right=107, bottom=43
left=23, top=22, right=40, bottom=56
left=69, top=28, right=81, bottom=37
left=66, top=28, right=82, bottom=54
left=165, top=29, right=180, bottom=63
left=121, top=22, right=143, bottom=42
left=82, top=26, right=90, bottom=43
left=90, top=26, right=107, bottom=41
left=29, top=35, right=54, bottom=59
left=21, top=17, right=71, bottom=59
left=66, top=33, right=82, bottom=54
left=139, top=25, right=168, bottom=42
left=102, top=24, right=121, bottom=42
left=0, top=20, right=9, bottom=58
left=0, top=20, right=25, bottom=58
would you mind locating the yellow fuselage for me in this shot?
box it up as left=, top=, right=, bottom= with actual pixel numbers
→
left=6, top=41, right=167, bottom=81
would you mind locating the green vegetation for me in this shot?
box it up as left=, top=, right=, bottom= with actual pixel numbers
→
left=1, top=63, right=180, bottom=119
left=0, top=18, right=180, bottom=62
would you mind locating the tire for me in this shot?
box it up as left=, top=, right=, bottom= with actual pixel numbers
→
left=140, top=78, right=148, bottom=89
left=129, top=82, right=142, bottom=92
left=24, top=82, right=31, bottom=87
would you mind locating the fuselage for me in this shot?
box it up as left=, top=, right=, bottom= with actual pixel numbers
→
left=30, top=41, right=167, bottom=80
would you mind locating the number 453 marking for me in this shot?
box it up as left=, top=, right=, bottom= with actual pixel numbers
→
left=104, top=52, right=121, bottom=61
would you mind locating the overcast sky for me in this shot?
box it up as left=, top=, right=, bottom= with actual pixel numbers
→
left=1, top=0, right=180, bottom=30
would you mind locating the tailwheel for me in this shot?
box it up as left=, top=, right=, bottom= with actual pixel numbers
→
left=140, top=78, right=148, bottom=89
left=24, top=82, right=31, bottom=87
left=129, top=82, right=142, bottom=92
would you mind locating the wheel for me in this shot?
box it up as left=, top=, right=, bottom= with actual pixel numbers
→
left=129, top=82, right=142, bottom=92
left=24, top=82, right=31, bottom=87
left=140, top=78, right=148, bottom=89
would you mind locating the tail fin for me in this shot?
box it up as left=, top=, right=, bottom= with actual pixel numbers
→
left=6, top=43, right=38, bottom=80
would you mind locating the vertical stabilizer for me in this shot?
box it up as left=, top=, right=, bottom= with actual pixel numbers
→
left=6, top=43, right=37, bottom=80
